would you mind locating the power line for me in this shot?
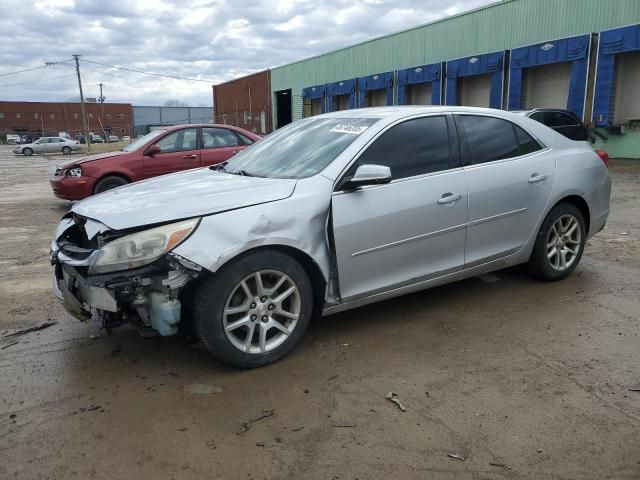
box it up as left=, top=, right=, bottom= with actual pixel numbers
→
left=0, top=73, right=76, bottom=89
left=0, top=65, right=50, bottom=77
left=82, top=59, right=215, bottom=83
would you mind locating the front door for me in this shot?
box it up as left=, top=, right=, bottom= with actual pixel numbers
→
left=331, top=115, right=468, bottom=301
left=457, top=114, right=556, bottom=267
left=142, top=127, right=200, bottom=178
left=200, top=127, right=245, bottom=167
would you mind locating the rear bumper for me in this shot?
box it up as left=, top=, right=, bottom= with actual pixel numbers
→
left=50, top=175, right=96, bottom=200
left=586, top=173, right=612, bottom=238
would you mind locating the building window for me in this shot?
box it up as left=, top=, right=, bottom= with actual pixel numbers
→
left=88, top=113, right=93, bottom=119
left=243, top=111, right=248, bottom=124
left=34, top=113, right=39, bottom=119
left=106, top=113, right=111, bottom=119
left=73, top=113, right=79, bottom=119
left=50, top=114, right=55, bottom=120
left=16, top=113, right=21, bottom=119
left=0, top=113, right=4, bottom=119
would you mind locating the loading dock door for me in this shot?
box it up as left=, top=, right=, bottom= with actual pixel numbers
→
left=523, top=62, right=572, bottom=109
left=613, top=51, right=640, bottom=124
left=458, top=74, right=491, bottom=107
left=311, top=98, right=323, bottom=115
left=335, top=95, right=351, bottom=111
left=275, top=89, right=292, bottom=128
left=406, top=83, right=431, bottom=105
left=365, top=89, right=388, bottom=107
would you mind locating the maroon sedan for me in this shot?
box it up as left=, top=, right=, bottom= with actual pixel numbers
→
left=50, top=124, right=260, bottom=200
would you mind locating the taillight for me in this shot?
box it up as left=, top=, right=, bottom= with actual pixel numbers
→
left=595, top=149, right=609, bottom=168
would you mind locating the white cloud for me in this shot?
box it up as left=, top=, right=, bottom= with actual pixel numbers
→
left=0, top=0, right=495, bottom=105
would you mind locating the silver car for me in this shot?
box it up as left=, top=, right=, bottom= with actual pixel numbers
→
left=14, top=136, right=80, bottom=156
left=50, top=107, right=611, bottom=368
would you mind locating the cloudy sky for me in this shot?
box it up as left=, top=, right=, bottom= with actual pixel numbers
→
left=0, top=0, right=494, bottom=106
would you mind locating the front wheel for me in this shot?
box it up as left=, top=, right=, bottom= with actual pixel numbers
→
left=527, top=203, right=586, bottom=281
left=193, top=250, right=313, bottom=368
left=23, top=148, right=33, bottom=156
left=62, top=146, right=71, bottom=155
left=94, top=175, right=128, bottom=194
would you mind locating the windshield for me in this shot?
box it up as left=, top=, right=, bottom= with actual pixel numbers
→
left=224, top=117, right=379, bottom=179
left=122, top=129, right=165, bottom=152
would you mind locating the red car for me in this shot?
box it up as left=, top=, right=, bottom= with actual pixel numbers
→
left=50, top=124, right=260, bottom=200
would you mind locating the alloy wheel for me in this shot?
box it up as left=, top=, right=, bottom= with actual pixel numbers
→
left=223, top=270, right=301, bottom=354
left=547, top=214, right=582, bottom=271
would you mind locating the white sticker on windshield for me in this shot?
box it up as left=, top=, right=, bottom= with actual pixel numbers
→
left=330, top=124, right=369, bottom=135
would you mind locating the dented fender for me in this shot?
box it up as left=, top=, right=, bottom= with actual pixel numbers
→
left=172, top=175, right=334, bottom=284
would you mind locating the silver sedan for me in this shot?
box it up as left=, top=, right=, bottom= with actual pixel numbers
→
left=13, top=137, right=80, bottom=156
left=50, top=107, right=611, bottom=367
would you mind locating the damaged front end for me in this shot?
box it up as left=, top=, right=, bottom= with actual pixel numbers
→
left=51, top=214, right=202, bottom=336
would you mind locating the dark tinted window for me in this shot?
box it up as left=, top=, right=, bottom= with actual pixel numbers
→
left=459, top=115, right=520, bottom=164
left=544, top=111, right=579, bottom=127
left=514, top=125, right=542, bottom=155
left=353, top=116, right=450, bottom=180
left=529, top=111, right=545, bottom=122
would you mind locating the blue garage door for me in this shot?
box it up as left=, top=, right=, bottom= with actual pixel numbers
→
left=446, top=51, right=504, bottom=109
left=358, top=71, right=394, bottom=107
left=397, top=63, right=442, bottom=105
left=593, top=24, right=640, bottom=126
left=327, top=79, right=357, bottom=112
left=302, top=84, right=326, bottom=116
left=508, top=34, right=591, bottom=119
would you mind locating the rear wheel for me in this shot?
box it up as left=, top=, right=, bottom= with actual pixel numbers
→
left=527, top=203, right=586, bottom=281
left=62, top=146, right=71, bottom=155
left=23, top=148, right=33, bottom=156
left=193, top=250, right=313, bottom=368
left=94, top=175, right=128, bottom=194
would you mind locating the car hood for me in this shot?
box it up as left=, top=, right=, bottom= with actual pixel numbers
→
left=72, top=168, right=297, bottom=230
left=58, top=150, right=128, bottom=169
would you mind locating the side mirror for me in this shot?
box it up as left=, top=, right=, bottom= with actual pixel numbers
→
left=341, top=164, right=392, bottom=190
left=145, top=145, right=161, bottom=157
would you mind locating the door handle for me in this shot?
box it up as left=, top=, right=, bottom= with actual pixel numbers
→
left=528, top=174, right=547, bottom=183
left=182, top=154, right=198, bottom=160
left=437, top=193, right=462, bottom=205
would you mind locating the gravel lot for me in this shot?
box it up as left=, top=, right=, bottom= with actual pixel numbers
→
left=1, top=145, right=639, bottom=479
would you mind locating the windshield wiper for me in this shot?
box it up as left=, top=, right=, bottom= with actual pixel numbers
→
left=211, top=161, right=228, bottom=172
left=230, top=169, right=263, bottom=177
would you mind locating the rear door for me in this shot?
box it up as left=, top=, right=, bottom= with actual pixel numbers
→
left=331, top=115, right=468, bottom=301
left=457, top=114, right=555, bottom=267
left=200, top=127, right=245, bottom=167
left=141, top=127, right=200, bottom=178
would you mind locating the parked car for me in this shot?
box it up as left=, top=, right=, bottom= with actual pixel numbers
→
left=90, top=135, right=104, bottom=144
left=13, top=137, right=81, bottom=156
left=51, top=107, right=611, bottom=367
left=122, top=135, right=131, bottom=142
left=513, top=109, right=590, bottom=141
left=108, top=135, right=120, bottom=142
left=50, top=124, right=260, bottom=200
left=5, top=134, right=20, bottom=145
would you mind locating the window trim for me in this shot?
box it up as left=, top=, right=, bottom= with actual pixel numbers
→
left=333, top=113, right=459, bottom=193
left=455, top=113, right=548, bottom=169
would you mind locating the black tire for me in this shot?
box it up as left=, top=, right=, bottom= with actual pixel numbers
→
left=23, top=148, right=33, bottom=156
left=94, top=175, right=128, bottom=194
left=527, top=203, right=586, bottom=281
left=62, top=146, right=71, bottom=155
left=193, top=250, right=314, bottom=368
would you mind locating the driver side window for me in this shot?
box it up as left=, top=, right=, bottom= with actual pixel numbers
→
left=348, top=116, right=452, bottom=180
left=155, top=128, right=198, bottom=153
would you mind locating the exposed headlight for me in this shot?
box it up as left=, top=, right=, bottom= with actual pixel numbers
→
left=67, top=167, right=82, bottom=177
left=90, top=218, right=200, bottom=274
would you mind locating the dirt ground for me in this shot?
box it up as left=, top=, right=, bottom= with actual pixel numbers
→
left=0, top=145, right=638, bottom=480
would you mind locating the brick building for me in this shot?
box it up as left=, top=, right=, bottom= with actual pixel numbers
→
left=213, top=70, right=271, bottom=134
left=0, top=101, right=133, bottom=138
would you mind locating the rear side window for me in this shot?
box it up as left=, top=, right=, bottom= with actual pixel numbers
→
left=202, top=127, right=240, bottom=148
left=458, top=115, right=520, bottom=165
left=544, top=111, right=579, bottom=127
left=514, top=125, right=543, bottom=155
left=354, top=116, right=451, bottom=180
left=237, top=132, right=255, bottom=145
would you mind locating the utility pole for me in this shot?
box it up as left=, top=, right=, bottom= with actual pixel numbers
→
left=72, top=54, right=91, bottom=152
left=98, top=83, right=106, bottom=141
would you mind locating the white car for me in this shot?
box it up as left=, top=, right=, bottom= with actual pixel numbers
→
left=108, top=135, right=120, bottom=142
left=13, top=137, right=80, bottom=156
left=122, top=136, right=131, bottom=142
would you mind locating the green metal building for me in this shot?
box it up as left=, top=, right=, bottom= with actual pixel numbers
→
left=269, top=0, right=640, bottom=158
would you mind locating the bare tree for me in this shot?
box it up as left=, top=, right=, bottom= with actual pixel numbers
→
left=164, top=100, right=189, bottom=107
